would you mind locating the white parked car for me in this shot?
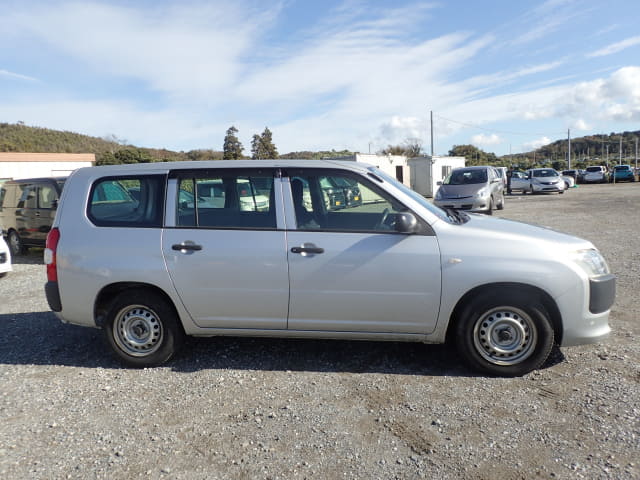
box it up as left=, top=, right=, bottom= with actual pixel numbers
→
left=44, top=160, right=615, bottom=376
left=527, top=168, right=566, bottom=194
left=0, top=232, right=12, bottom=278
left=583, top=166, right=609, bottom=183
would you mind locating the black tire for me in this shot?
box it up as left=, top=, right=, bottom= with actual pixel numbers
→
left=486, top=197, right=494, bottom=215
left=559, top=190, right=564, bottom=194
left=7, top=230, right=27, bottom=256
left=0, top=272, right=7, bottom=279
left=104, top=290, right=185, bottom=367
left=454, top=293, right=554, bottom=376
left=496, top=194, right=505, bottom=210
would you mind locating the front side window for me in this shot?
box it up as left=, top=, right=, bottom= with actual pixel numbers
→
left=290, top=170, right=408, bottom=233
left=88, top=176, right=164, bottom=227
left=176, top=171, right=275, bottom=229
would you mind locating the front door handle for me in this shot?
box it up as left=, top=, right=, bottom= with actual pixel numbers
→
left=291, top=244, right=324, bottom=255
left=172, top=242, right=203, bottom=252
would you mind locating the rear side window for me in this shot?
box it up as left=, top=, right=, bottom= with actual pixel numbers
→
left=175, top=171, right=276, bottom=229
left=88, top=176, right=165, bottom=227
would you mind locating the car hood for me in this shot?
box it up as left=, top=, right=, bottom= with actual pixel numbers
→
left=439, top=213, right=594, bottom=254
left=437, top=184, right=486, bottom=198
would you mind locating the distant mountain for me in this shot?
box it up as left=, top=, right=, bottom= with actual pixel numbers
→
left=507, top=130, right=640, bottom=164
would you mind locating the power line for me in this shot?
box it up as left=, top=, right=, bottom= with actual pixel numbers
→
left=433, top=114, right=565, bottom=137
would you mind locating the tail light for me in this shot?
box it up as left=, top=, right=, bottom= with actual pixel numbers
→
left=45, top=227, right=60, bottom=282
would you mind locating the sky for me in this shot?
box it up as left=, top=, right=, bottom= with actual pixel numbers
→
left=1, top=0, right=639, bottom=157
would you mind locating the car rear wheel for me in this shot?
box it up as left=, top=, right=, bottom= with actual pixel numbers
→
left=104, top=290, right=185, bottom=367
left=455, top=293, right=554, bottom=376
left=7, top=230, right=27, bottom=256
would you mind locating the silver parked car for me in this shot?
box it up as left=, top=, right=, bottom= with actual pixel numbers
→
left=44, top=160, right=614, bottom=376
left=434, top=166, right=505, bottom=214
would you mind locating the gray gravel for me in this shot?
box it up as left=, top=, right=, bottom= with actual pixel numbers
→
left=1, top=183, right=638, bottom=479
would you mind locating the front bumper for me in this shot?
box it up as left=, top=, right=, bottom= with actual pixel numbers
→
left=434, top=196, right=490, bottom=212
left=560, top=274, right=615, bottom=347
left=532, top=182, right=563, bottom=192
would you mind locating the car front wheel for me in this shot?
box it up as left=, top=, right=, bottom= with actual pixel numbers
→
left=104, top=290, right=185, bottom=367
left=455, top=293, right=554, bottom=376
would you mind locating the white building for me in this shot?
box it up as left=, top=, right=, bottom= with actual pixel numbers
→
left=328, top=153, right=465, bottom=197
left=0, top=153, right=95, bottom=180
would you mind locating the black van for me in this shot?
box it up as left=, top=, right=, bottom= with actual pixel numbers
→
left=0, top=177, right=66, bottom=255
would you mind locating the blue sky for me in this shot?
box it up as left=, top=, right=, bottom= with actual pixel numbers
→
left=1, top=0, right=639, bottom=156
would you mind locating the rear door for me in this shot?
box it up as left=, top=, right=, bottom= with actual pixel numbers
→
left=162, top=168, right=289, bottom=330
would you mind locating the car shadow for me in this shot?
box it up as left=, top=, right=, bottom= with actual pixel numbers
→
left=0, top=311, right=565, bottom=376
left=8, top=250, right=45, bottom=265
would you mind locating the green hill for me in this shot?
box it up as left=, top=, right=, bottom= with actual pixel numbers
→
left=0, top=122, right=222, bottom=164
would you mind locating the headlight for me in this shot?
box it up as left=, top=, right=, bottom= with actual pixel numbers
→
left=475, top=188, right=490, bottom=198
left=570, top=249, right=610, bottom=277
left=435, top=189, right=443, bottom=199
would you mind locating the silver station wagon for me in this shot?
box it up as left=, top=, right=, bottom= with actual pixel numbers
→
left=44, top=160, right=615, bottom=376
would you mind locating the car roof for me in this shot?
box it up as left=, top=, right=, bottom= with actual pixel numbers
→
left=74, top=159, right=372, bottom=175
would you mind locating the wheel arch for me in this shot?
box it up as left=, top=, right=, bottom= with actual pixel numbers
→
left=94, top=282, right=183, bottom=332
left=445, top=282, right=563, bottom=345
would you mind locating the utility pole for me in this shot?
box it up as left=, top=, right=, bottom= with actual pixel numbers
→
left=430, top=110, right=434, bottom=157
left=636, top=137, right=638, bottom=169
left=567, top=128, right=571, bottom=169
left=619, top=136, right=623, bottom=165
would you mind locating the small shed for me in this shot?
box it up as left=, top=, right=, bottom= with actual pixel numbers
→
left=408, top=155, right=466, bottom=197
left=0, top=153, right=95, bottom=180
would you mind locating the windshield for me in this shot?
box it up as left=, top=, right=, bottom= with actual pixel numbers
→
left=532, top=169, right=559, bottom=178
left=444, top=169, right=488, bottom=185
left=368, top=167, right=450, bottom=222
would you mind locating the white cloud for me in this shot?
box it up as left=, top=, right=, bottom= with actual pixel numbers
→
left=0, top=69, right=38, bottom=82
left=523, top=137, right=551, bottom=150
left=588, top=36, right=640, bottom=57
left=471, top=133, right=502, bottom=146
left=573, top=119, right=590, bottom=130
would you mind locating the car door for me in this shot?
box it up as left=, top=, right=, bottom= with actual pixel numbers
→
left=284, top=168, right=442, bottom=334
left=32, top=182, right=59, bottom=244
left=162, top=168, right=289, bottom=330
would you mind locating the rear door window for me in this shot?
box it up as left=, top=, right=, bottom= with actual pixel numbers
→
left=88, top=176, right=165, bottom=227
left=174, top=170, right=276, bottom=229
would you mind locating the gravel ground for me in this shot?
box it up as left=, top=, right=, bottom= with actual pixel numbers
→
left=1, top=182, right=638, bottom=479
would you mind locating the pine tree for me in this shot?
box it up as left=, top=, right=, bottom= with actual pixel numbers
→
left=222, top=126, right=244, bottom=160
left=251, top=127, right=278, bottom=159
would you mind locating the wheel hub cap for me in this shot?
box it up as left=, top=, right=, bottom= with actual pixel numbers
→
left=113, top=306, right=163, bottom=357
left=473, top=307, right=538, bottom=366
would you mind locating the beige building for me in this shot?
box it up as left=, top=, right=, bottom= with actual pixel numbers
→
left=0, top=153, right=95, bottom=180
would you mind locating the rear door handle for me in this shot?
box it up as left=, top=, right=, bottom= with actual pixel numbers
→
left=291, top=244, right=324, bottom=255
left=172, top=243, right=203, bottom=252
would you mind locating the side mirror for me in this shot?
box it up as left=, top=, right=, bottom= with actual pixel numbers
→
left=394, top=212, right=418, bottom=233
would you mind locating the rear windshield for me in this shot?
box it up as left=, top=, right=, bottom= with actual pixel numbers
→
left=586, top=166, right=603, bottom=172
left=614, top=165, right=630, bottom=171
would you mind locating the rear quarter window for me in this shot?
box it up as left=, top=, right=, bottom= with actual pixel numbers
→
left=88, top=175, right=165, bottom=227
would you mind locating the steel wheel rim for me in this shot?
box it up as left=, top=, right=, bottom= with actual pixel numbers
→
left=8, top=233, right=20, bottom=254
left=113, top=305, right=163, bottom=357
left=473, top=306, right=537, bottom=366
